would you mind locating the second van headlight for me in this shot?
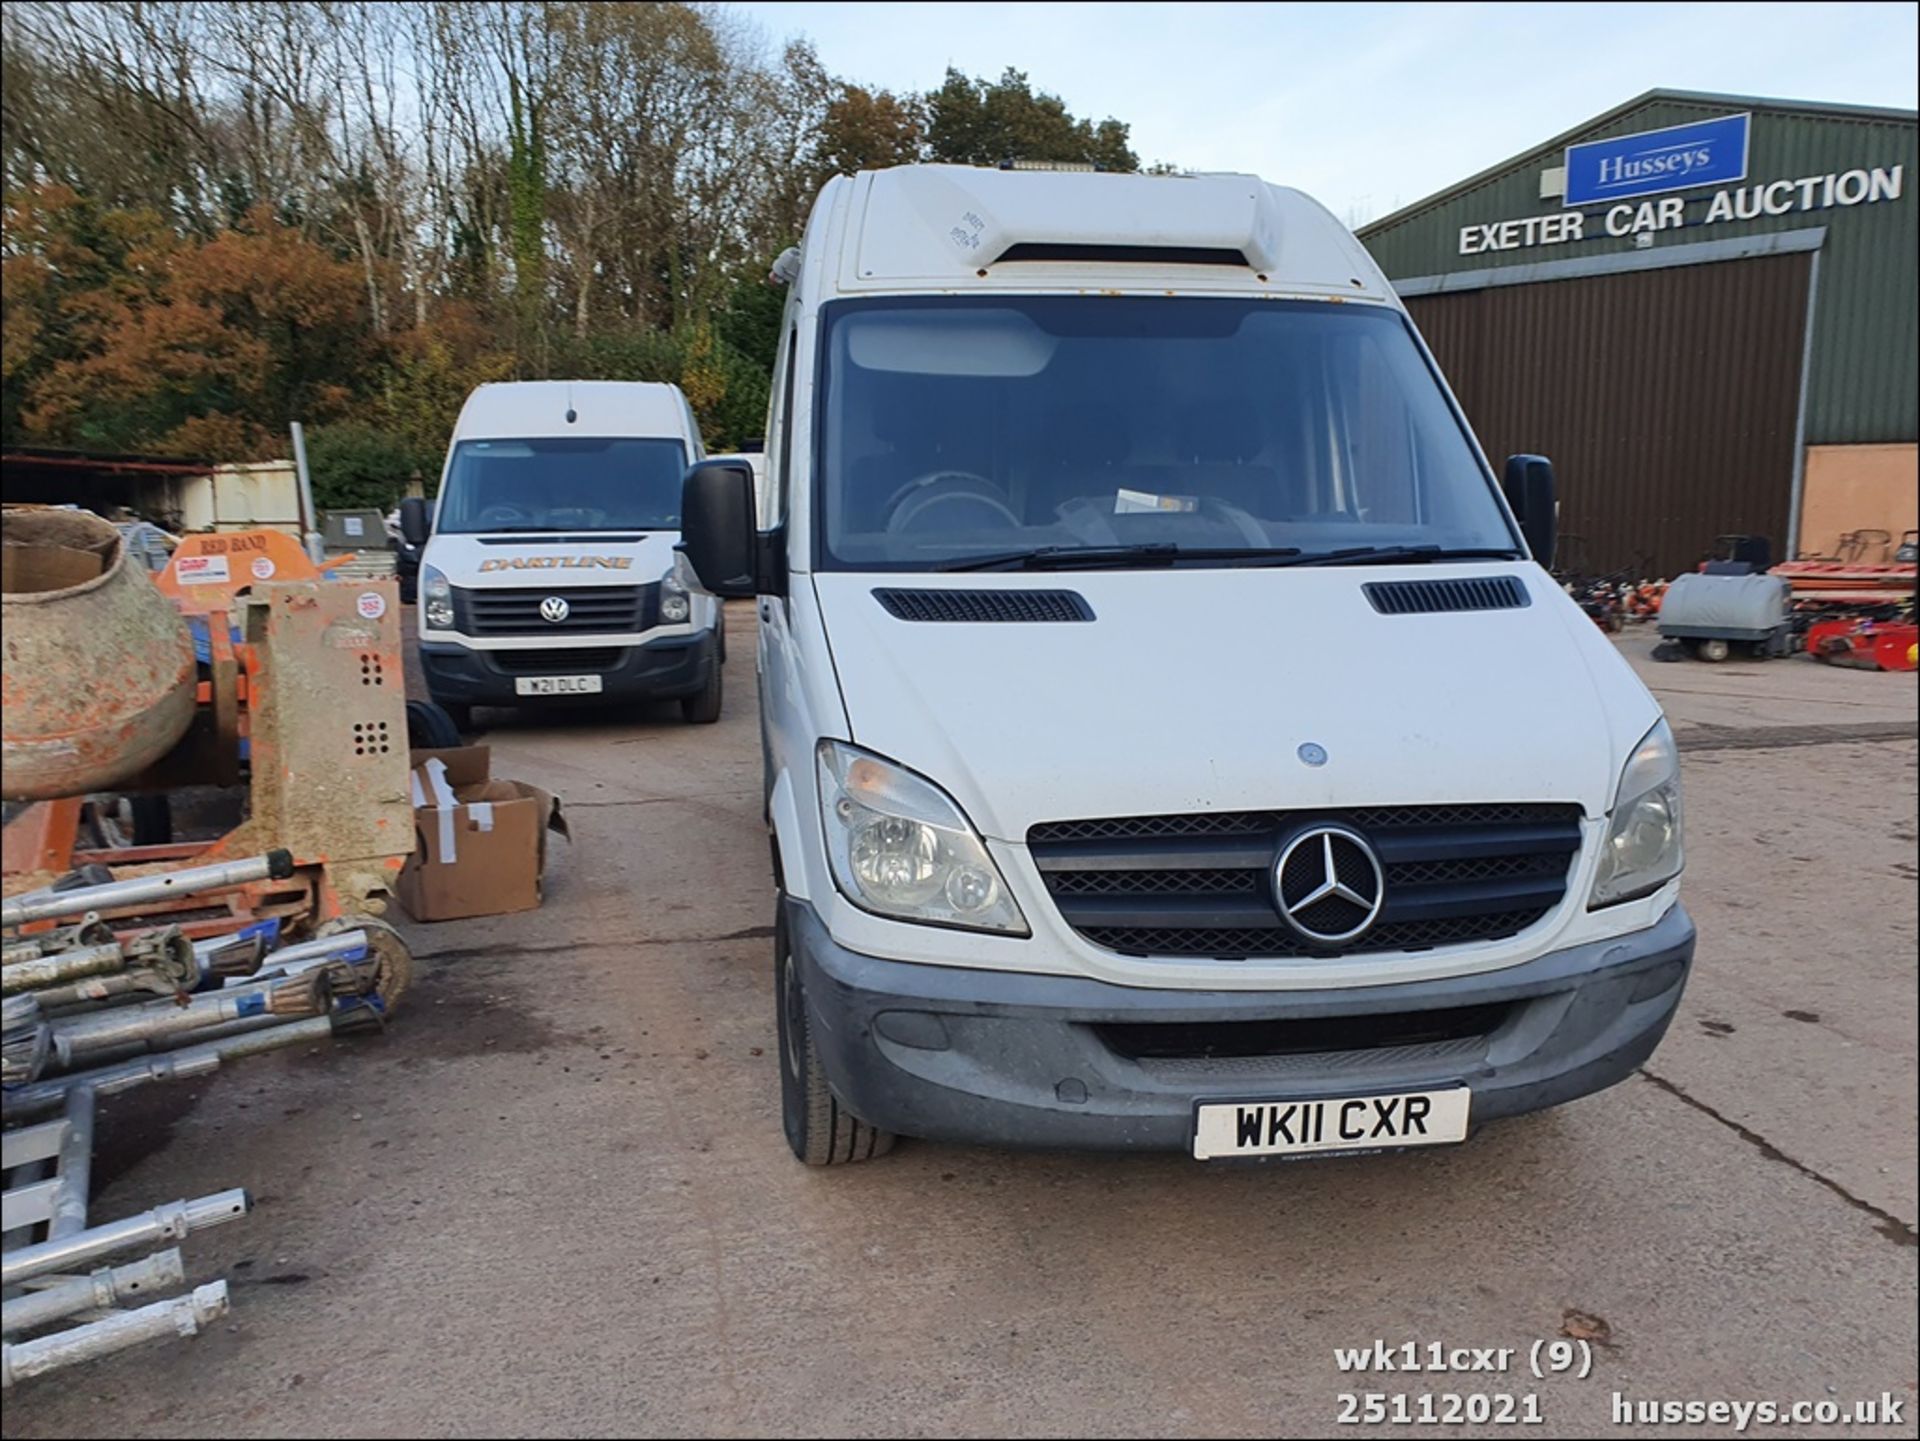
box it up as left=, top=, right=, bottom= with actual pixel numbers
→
left=421, top=564, right=454, bottom=629
left=659, top=573, right=691, bottom=624
left=817, top=741, right=1027, bottom=935
left=1589, top=718, right=1684, bottom=907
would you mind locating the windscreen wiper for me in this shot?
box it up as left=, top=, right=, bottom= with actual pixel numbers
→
left=935, top=543, right=1179, bottom=572
left=933, top=544, right=1305, bottom=573
left=1266, top=545, right=1525, bottom=568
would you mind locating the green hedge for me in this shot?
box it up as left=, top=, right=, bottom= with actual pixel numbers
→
left=305, top=421, right=429, bottom=509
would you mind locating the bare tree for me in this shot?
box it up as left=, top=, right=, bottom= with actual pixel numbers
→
left=3, top=1, right=225, bottom=225
left=3, top=0, right=1139, bottom=372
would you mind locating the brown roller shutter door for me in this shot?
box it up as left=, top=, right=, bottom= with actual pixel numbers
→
left=1405, top=251, right=1812, bottom=578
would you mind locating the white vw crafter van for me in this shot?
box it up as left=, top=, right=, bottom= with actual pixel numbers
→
left=402, top=381, right=725, bottom=729
left=677, top=166, right=1693, bottom=1166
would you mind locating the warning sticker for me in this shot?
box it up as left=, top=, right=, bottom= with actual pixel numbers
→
left=176, top=554, right=231, bottom=585
left=251, top=556, right=277, bottom=580
left=356, top=591, right=387, bottom=620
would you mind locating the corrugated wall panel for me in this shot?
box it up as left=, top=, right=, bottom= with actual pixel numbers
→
left=1409, top=252, right=1811, bottom=577
left=1362, top=100, right=1917, bottom=445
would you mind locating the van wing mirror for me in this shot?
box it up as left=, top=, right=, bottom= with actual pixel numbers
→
left=399, top=496, right=430, bottom=547
left=679, top=459, right=759, bottom=597
left=1501, top=454, right=1557, bottom=569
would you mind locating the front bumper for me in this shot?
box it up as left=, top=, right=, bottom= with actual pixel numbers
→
left=789, top=897, right=1694, bottom=1154
left=420, top=631, right=715, bottom=706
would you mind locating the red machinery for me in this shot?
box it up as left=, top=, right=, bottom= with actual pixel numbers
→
left=1772, top=546, right=1916, bottom=672
left=1804, top=617, right=1920, bottom=672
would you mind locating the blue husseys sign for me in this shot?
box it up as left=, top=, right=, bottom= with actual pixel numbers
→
left=1563, top=114, right=1750, bottom=207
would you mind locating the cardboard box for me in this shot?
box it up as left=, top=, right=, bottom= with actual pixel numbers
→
left=396, top=746, right=568, bottom=921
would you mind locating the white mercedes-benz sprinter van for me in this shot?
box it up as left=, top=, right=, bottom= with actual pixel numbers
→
left=678, top=166, right=1693, bottom=1166
left=403, top=381, right=724, bottom=729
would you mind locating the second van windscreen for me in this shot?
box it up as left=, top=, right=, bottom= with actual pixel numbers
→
left=437, top=436, right=687, bottom=533
left=817, top=298, right=1519, bottom=569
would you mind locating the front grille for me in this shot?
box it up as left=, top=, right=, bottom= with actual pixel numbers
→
left=1048, top=868, right=1261, bottom=897
left=1028, top=802, right=1555, bottom=844
left=490, top=647, right=627, bottom=674
left=1077, top=911, right=1553, bottom=959
left=1029, top=803, right=1583, bottom=960
left=455, top=584, right=655, bottom=636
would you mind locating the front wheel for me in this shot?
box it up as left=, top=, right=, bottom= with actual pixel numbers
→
left=407, top=698, right=465, bottom=748
left=776, top=900, right=896, bottom=1166
left=680, top=655, right=723, bottom=724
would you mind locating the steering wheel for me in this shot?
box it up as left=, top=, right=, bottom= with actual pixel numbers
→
left=883, top=471, right=1022, bottom=534
left=476, top=503, right=534, bottom=527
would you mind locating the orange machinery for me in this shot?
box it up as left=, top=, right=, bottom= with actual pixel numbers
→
left=3, top=530, right=414, bottom=964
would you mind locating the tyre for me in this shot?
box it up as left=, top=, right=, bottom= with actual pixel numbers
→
left=680, top=656, right=723, bottom=724
left=407, top=698, right=465, bottom=748
left=775, top=900, right=896, bottom=1166
left=1699, top=637, right=1731, bottom=663
left=716, top=619, right=728, bottom=666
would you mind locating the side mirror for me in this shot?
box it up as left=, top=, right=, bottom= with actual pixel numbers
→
left=1501, top=454, right=1557, bottom=568
left=679, top=459, right=758, bottom=597
left=399, top=496, right=430, bottom=547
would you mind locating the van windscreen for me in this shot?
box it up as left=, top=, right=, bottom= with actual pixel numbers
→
left=436, top=436, right=687, bottom=533
left=815, top=297, right=1518, bottom=570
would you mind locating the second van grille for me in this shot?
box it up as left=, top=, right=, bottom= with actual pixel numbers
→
left=454, top=584, right=656, bottom=636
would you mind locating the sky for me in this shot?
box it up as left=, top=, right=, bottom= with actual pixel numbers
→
left=730, top=1, right=1920, bottom=226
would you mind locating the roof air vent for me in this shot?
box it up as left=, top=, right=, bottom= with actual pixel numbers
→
left=992, top=242, right=1250, bottom=267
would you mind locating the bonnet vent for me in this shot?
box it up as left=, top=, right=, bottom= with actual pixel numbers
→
left=873, top=588, right=1095, bottom=623
left=1363, top=575, right=1530, bottom=615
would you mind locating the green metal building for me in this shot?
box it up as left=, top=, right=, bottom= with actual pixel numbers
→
left=1360, top=90, right=1918, bottom=575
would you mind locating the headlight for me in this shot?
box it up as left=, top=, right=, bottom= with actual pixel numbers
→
left=1589, top=718, right=1684, bottom=907
left=659, top=574, right=691, bottom=624
left=817, top=741, right=1027, bottom=935
left=421, top=565, right=454, bottom=629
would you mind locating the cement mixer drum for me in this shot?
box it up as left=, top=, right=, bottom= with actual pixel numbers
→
left=2, top=508, right=198, bottom=801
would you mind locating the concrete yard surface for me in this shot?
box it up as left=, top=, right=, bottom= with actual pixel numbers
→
left=4, top=607, right=1915, bottom=1439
